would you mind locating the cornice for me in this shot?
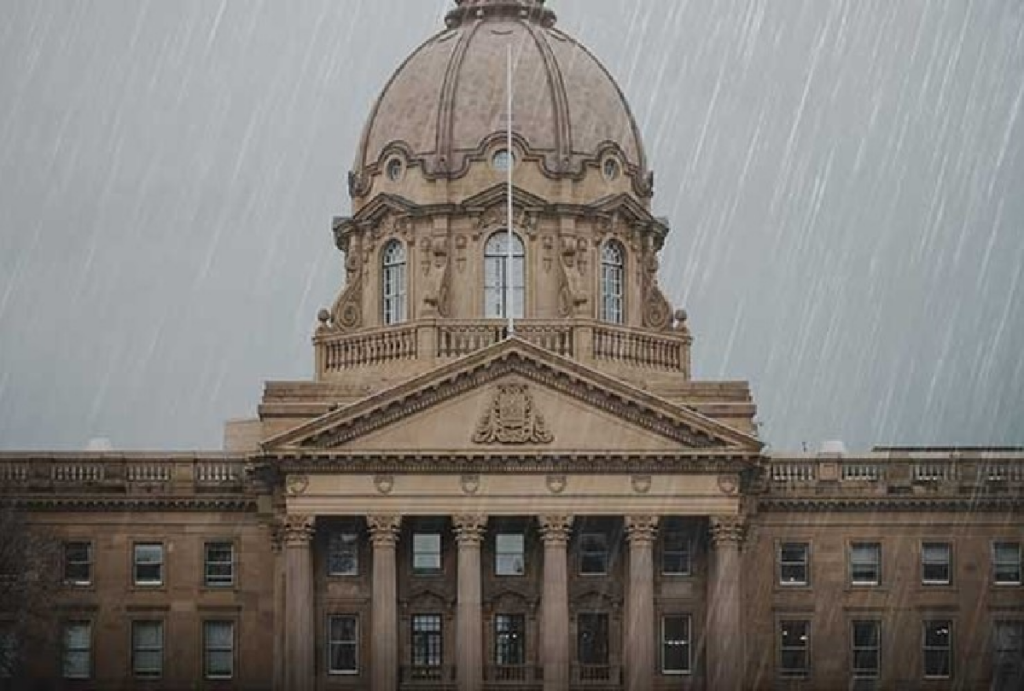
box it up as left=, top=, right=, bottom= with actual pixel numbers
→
left=3, top=496, right=258, bottom=513
left=757, top=496, right=1024, bottom=513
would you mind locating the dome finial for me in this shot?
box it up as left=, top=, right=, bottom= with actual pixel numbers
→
left=447, top=0, right=556, bottom=28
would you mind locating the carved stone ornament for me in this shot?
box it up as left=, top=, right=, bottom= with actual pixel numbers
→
left=546, top=474, right=567, bottom=495
left=631, top=474, right=652, bottom=494
left=285, top=474, right=309, bottom=496
left=460, top=474, right=481, bottom=495
left=538, top=515, right=574, bottom=544
left=473, top=383, right=554, bottom=445
left=717, top=474, right=739, bottom=496
left=374, top=474, right=395, bottom=495
left=709, top=516, right=747, bottom=548
left=282, top=514, right=316, bottom=546
left=452, top=515, right=487, bottom=545
left=624, top=515, right=659, bottom=544
left=367, top=515, right=401, bottom=546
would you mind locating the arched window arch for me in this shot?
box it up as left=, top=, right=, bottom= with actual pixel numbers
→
left=381, top=240, right=407, bottom=325
left=484, top=232, right=525, bottom=319
left=600, top=241, right=625, bottom=324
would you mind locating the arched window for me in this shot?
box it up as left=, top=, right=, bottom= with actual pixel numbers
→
left=381, top=240, right=407, bottom=325
left=600, top=241, right=625, bottom=324
left=484, top=232, right=525, bottom=319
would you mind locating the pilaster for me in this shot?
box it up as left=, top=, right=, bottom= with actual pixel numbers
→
left=624, top=515, right=658, bottom=691
left=453, top=515, right=487, bottom=691
left=283, top=514, right=316, bottom=691
left=707, top=515, right=747, bottom=690
left=368, top=515, right=401, bottom=690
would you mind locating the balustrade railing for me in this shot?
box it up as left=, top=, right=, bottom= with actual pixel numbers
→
left=320, top=324, right=418, bottom=371
left=912, top=461, right=959, bottom=483
left=841, top=462, right=883, bottom=482
left=570, top=664, right=622, bottom=685
left=593, top=325, right=684, bottom=371
left=485, top=664, right=541, bottom=682
left=0, top=456, right=248, bottom=494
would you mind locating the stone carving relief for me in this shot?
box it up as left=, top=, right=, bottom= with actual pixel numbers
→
left=374, top=474, right=395, bottom=495
left=282, top=514, right=316, bottom=546
left=460, top=474, right=481, bottom=495
left=326, top=234, right=364, bottom=332
left=631, top=474, right=652, bottom=494
left=640, top=242, right=672, bottom=331
left=367, top=514, right=401, bottom=546
left=546, top=474, right=567, bottom=494
left=472, top=383, right=554, bottom=445
left=709, top=516, right=748, bottom=548
left=285, top=474, right=309, bottom=496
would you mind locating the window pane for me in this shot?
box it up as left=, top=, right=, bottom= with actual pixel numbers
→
left=495, top=614, right=525, bottom=665
left=780, top=543, right=809, bottom=585
left=329, top=532, right=359, bottom=576
left=496, top=533, right=525, bottom=576
left=995, top=543, right=1021, bottom=583
left=851, top=543, right=880, bottom=584
left=662, top=616, right=690, bottom=673
left=134, top=544, right=163, bottom=584
left=662, top=531, right=691, bottom=575
left=62, top=623, right=90, bottom=679
left=780, top=620, right=809, bottom=677
left=413, top=533, right=441, bottom=572
left=577, top=614, right=609, bottom=665
left=924, top=620, right=952, bottom=678
left=132, top=622, right=162, bottom=678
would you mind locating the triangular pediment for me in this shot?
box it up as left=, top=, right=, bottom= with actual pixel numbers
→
left=461, top=184, right=549, bottom=212
left=263, top=339, right=762, bottom=457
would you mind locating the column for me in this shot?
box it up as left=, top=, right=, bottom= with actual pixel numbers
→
left=624, top=515, right=658, bottom=691
left=707, top=516, right=746, bottom=691
left=271, top=522, right=286, bottom=691
left=538, top=515, right=573, bottom=691
left=283, top=514, right=316, bottom=691
left=453, top=515, right=487, bottom=691
left=369, top=515, right=401, bottom=691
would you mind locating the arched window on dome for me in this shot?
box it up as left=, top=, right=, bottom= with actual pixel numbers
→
left=381, top=240, right=407, bottom=325
left=600, top=241, right=625, bottom=324
left=484, top=232, right=525, bottom=320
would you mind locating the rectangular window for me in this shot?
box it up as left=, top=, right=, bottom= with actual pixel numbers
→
left=993, top=621, right=1024, bottom=691
left=851, top=620, right=880, bottom=678
left=779, top=543, right=810, bottom=586
left=579, top=533, right=609, bottom=575
left=412, top=534, right=442, bottom=574
left=779, top=620, right=810, bottom=677
left=203, top=621, right=234, bottom=680
left=495, top=534, right=525, bottom=576
left=577, top=613, right=609, bottom=665
left=922, top=542, right=951, bottom=585
left=850, top=542, right=881, bottom=586
left=62, top=622, right=91, bottom=679
left=661, top=529, right=691, bottom=576
left=0, top=626, right=16, bottom=679
left=328, top=615, right=359, bottom=674
left=661, top=615, right=691, bottom=674
left=494, top=614, right=526, bottom=666
left=63, top=542, right=92, bottom=586
left=328, top=531, right=359, bottom=576
left=923, top=620, right=952, bottom=678
left=994, top=543, right=1022, bottom=585
left=133, top=543, right=163, bottom=586
left=131, top=621, right=163, bottom=679
left=204, top=542, right=234, bottom=587
left=411, top=614, right=442, bottom=673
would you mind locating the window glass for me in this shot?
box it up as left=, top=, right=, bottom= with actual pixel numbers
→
left=328, top=615, right=359, bottom=674
left=132, top=621, right=163, bottom=678
left=850, top=543, right=881, bottom=585
left=851, top=620, right=880, bottom=678
left=662, top=529, right=691, bottom=576
left=495, top=614, right=526, bottom=666
left=923, top=620, right=952, bottom=678
left=922, top=543, right=951, bottom=584
left=133, top=543, right=163, bottom=586
left=204, top=621, right=234, bottom=679
left=412, top=614, right=443, bottom=673
left=484, top=232, right=525, bottom=319
left=64, top=542, right=92, bottom=586
left=662, top=615, right=691, bottom=674
left=579, top=533, right=609, bottom=575
left=382, top=240, right=407, bottom=325
left=62, top=622, right=91, bottom=679
left=204, top=542, right=234, bottom=587
left=600, top=242, right=625, bottom=324
left=780, top=620, right=810, bottom=677
left=413, top=533, right=442, bottom=574
left=779, top=543, right=809, bottom=585
left=495, top=533, right=525, bottom=576
left=577, top=613, right=609, bottom=666
left=328, top=531, right=359, bottom=576
left=0, top=626, right=15, bottom=679
left=993, top=621, right=1024, bottom=691
left=994, top=543, right=1022, bottom=584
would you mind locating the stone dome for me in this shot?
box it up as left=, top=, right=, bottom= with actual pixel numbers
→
left=351, top=0, right=651, bottom=197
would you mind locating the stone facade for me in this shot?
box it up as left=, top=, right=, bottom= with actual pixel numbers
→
left=1, top=2, right=1022, bottom=690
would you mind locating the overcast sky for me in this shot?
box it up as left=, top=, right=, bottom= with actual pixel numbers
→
left=1, top=0, right=1022, bottom=452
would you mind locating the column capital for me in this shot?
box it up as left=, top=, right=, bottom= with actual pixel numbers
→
left=452, top=514, right=488, bottom=546
left=538, top=514, right=574, bottom=545
left=709, top=515, right=747, bottom=548
left=368, top=514, right=402, bottom=546
left=625, top=515, right=660, bottom=545
left=282, top=514, right=315, bottom=547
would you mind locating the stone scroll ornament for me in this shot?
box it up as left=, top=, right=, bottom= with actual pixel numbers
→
left=473, top=384, right=554, bottom=445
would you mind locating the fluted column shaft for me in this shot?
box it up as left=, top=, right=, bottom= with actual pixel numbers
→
left=707, top=516, right=746, bottom=690
left=624, top=516, right=658, bottom=691
left=539, top=515, right=573, bottom=691
left=454, top=515, right=487, bottom=691
left=283, top=515, right=316, bottom=691
left=369, top=515, right=401, bottom=691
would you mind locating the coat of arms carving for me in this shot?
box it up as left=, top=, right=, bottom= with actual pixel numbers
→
left=473, top=384, right=554, bottom=445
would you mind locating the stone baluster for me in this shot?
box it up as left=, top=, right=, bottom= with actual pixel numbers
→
left=707, top=516, right=746, bottom=690
left=538, top=515, right=573, bottom=691
left=283, top=514, right=316, bottom=691
left=624, top=515, right=659, bottom=691
left=368, top=515, right=401, bottom=690
left=453, top=515, right=487, bottom=691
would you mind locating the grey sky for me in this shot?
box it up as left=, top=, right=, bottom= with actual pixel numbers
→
left=0, top=0, right=1022, bottom=452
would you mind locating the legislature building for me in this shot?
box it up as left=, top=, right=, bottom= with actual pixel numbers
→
left=1, top=1, right=1022, bottom=689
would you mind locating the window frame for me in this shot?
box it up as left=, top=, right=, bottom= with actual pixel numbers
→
left=849, top=542, right=881, bottom=587
left=381, top=239, right=407, bottom=326
left=327, top=529, right=360, bottom=577
left=661, top=614, right=692, bottom=675
left=600, top=240, right=626, bottom=324
left=327, top=614, right=359, bottom=676
left=851, top=619, right=881, bottom=679
left=133, top=542, right=164, bottom=587
left=992, top=620, right=1024, bottom=690
left=779, top=619, right=811, bottom=678
left=63, top=541, right=93, bottom=587
left=483, top=231, right=526, bottom=320
left=0, top=624, right=15, bottom=679
left=412, top=532, right=443, bottom=576
left=131, top=620, right=163, bottom=679
left=778, top=542, right=810, bottom=587
left=204, top=541, right=235, bottom=588
left=411, top=613, right=443, bottom=671
left=994, top=542, right=1022, bottom=585
left=661, top=528, right=692, bottom=577
left=576, top=612, right=610, bottom=666
left=203, top=620, right=235, bottom=680
left=923, top=619, right=953, bottom=679
left=921, top=542, right=952, bottom=586
left=494, top=533, right=525, bottom=577
left=494, top=613, right=526, bottom=667
left=62, top=620, right=92, bottom=680
left=578, top=532, right=610, bottom=576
